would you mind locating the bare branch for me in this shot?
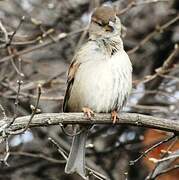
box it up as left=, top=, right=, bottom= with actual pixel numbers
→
left=4, top=112, right=179, bottom=134
left=117, top=0, right=169, bottom=16
left=0, top=28, right=87, bottom=63
left=129, top=134, right=176, bottom=165
left=127, top=15, right=179, bottom=54
left=152, top=164, right=179, bottom=179
left=6, top=16, right=25, bottom=47
left=7, top=84, right=42, bottom=135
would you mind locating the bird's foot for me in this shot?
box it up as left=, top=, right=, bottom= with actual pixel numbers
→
left=111, top=111, right=119, bottom=124
left=82, top=107, right=94, bottom=119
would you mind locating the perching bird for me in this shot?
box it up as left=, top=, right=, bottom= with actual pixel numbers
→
left=63, top=6, right=132, bottom=179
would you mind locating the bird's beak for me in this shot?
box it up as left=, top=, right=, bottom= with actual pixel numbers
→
left=105, top=21, right=114, bottom=32
left=109, top=21, right=114, bottom=28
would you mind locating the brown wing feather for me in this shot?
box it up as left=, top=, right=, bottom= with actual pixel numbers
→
left=63, top=60, right=80, bottom=112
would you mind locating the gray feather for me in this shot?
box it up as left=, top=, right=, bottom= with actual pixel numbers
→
left=65, top=126, right=89, bottom=180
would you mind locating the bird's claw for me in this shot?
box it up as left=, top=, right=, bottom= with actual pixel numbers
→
left=111, top=111, right=119, bottom=124
left=82, top=107, right=94, bottom=119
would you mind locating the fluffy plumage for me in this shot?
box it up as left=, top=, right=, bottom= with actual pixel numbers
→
left=63, top=6, right=132, bottom=179
left=64, top=39, right=132, bottom=112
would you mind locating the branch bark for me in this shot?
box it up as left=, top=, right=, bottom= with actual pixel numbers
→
left=5, top=113, right=179, bottom=133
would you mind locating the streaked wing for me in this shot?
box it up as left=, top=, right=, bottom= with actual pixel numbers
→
left=63, top=59, right=81, bottom=112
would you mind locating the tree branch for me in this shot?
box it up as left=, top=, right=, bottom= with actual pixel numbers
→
left=5, top=113, right=179, bottom=133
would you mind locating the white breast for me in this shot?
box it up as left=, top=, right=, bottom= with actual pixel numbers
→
left=67, top=42, right=132, bottom=113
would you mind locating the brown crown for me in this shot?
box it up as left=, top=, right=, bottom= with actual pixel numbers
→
left=92, top=6, right=116, bottom=25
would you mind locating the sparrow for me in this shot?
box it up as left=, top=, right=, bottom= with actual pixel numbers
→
left=63, top=6, right=132, bottom=179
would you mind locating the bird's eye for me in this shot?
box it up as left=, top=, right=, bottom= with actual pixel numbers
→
left=96, top=21, right=103, bottom=27
left=93, top=19, right=103, bottom=27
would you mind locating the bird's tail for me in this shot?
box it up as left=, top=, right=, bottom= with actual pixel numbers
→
left=65, top=126, right=89, bottom=180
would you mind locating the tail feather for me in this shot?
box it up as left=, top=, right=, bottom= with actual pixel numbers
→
left=65, top=127, right=89, bottom=180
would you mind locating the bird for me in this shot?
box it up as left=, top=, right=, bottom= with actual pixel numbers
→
left=63, top=5, right=132, bottom=179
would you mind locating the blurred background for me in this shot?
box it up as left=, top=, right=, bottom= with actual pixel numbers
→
left=0, top=0, right=179, bottom=179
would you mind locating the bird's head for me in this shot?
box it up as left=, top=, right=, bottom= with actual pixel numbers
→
left=89, top=6, right=122, bottom=39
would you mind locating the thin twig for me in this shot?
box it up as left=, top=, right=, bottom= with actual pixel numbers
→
left=48, top=137, right=68, bottom=160
left=6, top=80, right=23, bottom=128
left=129, top=134, right=176, bottom=165
left=117, top=0, right=169, bottom=16
left=0, top=80, right=63, bottom=101
left=127, top=15, right=179, bottom=54
left=0, top=104, right=7, bottom=120
left=150, top=153, right=179, bottom=164
left=6, top=16, right=25, bottom=47
left=153, top=164, right=179, bottom=178
left=146, top=136, right=179, bottom=179
left=143, top=44, right=179, bottom=84
left=0, top=27, right=87, bottom=63
left=0, top=138, right=10, bottom=166
left=0, top=20, right=8, bottom=43
left=8, top=85, right=41, bottom=135
left=48, top=137, right=107, bottom=180
left=7, top=46, right=24, bottom=77
left=11, top=151, right=65, bottom=164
